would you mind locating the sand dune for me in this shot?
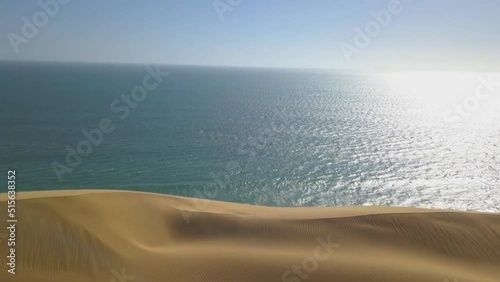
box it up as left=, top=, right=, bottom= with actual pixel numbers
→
left=1, top=190, right=500, bottom=282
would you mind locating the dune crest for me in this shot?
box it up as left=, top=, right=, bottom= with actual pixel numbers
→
left=1, top=190, right=499, bottom=282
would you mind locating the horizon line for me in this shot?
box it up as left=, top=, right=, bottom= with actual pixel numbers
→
left=1, top=58, right=498, bottom=74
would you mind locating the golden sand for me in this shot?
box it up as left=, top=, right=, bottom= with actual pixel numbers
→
left=1, top=190, right=499, bottom=282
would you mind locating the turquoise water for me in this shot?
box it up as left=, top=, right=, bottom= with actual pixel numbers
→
left=1, top=62, right=499, bottom=211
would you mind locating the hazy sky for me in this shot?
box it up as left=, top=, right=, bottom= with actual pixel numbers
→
left=1, top=0, right=499, bottom=71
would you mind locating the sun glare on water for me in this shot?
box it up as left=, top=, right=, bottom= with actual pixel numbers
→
left=384, top=72, right=481, bottom=107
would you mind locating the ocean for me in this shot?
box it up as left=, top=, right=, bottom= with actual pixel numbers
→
left=1, top=61, right=499, bottom=211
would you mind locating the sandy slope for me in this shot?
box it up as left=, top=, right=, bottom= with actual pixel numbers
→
left=0, top=190, right=499, bottom=282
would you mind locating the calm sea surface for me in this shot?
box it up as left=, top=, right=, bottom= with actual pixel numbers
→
left=1, top=62, right=499, bottom=211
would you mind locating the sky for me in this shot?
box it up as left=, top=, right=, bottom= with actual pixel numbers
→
left=0, top=0, right=499, bottom=71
